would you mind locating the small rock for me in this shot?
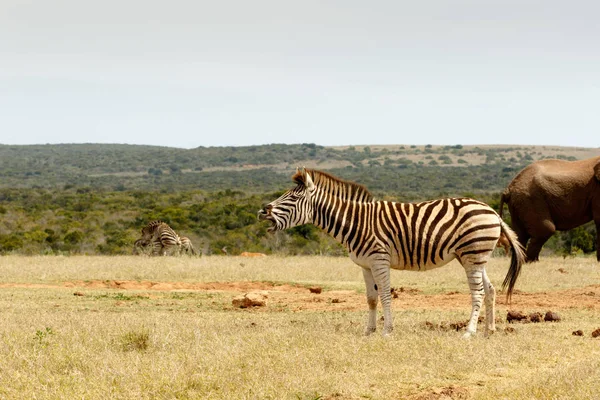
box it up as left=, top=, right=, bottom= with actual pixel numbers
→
left=507, top=310, right=527, bottom=323
left=449, top=320, right=468, bottom=331
left=544, top=311, right=561, bottom=322
left=572, top=330, right=584, bottom=336
left=232, top=291, right=268, bottom=308
left=309, top=286, right=322, bottom=294
left=592, top=328, right=600, bottom=338
left=528, top=312, right=544, bottom=323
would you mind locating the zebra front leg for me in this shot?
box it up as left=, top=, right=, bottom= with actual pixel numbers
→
left=371, top=263, right=393, bottom=336
left=463, top=266, right=485, bottom=339
left=361, top=268, right=378, bottom=336
left=482, top=268, right=496, bottom=336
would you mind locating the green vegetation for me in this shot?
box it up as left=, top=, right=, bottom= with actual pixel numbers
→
left=0, top=143, right=596, bottom=256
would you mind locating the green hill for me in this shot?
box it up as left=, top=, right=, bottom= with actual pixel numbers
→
left=0, top=143, right=597, bottom=256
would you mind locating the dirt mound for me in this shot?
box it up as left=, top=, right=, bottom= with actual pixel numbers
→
left=408, top=385, right=469, bottom=400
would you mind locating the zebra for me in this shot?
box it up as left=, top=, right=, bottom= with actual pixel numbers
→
left=132, top=238, right=152, bottom=255
left=179, top=236, right=198, bottom=256
left=140, top=220, right=182, bottom=256
left=258, top=168, right=526, bottom=338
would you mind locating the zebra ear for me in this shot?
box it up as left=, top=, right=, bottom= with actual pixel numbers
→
left=303, top=168, right=315, bottom=190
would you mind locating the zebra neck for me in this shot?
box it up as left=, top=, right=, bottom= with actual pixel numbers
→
left=312, top=195, right=371, bottom=249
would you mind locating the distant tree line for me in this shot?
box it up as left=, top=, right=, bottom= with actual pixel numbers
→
left=0, top=186, right=595, bottom=257
left=0, top=143, right=594, bottom=256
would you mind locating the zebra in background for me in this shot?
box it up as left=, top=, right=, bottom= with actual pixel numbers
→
left=132, top=238, right=152, bottom=255
left=258, top=168, right=526, bottom=338
left=179, top=236, right=198, bottom=256
left=140, top=220, right=182, bottom=256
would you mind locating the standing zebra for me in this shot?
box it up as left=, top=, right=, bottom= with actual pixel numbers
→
left=258, top=168, right=526, bottom=338
left=141, top=220, right=182, bottom=256
left=179, top=236, right=198, bottom=256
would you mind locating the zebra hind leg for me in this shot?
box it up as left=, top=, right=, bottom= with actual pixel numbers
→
left=482, top=268, right=496, bottom=336
left=462, top=265, right=486, bottom=339
left=361, top=268, right=378, bottom=336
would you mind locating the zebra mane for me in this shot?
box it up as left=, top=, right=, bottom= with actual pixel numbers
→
left=146, top=220, right=166, bottom=227
left=293, top=169, right=374, bottom=202
left=142, top=220, right=168, bottom=234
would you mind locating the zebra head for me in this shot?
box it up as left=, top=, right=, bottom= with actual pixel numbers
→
left=258, top=168, right=316, bottom=232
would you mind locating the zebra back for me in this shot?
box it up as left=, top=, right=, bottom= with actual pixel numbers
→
left=142, top=220, right=181, bottom=255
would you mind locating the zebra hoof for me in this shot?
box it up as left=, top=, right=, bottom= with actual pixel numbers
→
left=461, top=331, right=475, bottom=339
left=364, top=327, right=376, bottom=336
left=484, top=328, right=496, bottom=338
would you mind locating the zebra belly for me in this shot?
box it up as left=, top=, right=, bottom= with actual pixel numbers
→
left=389, top=251, right=456, bottom=271
left=350, top=250, right=456, bottom=271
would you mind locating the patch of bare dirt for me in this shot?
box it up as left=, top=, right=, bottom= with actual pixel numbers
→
left=407, top=385, right=470, bottom=400
left=2, top=281, right=600, bottom=313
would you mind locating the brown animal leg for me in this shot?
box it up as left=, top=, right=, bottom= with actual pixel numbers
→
left=525, top=234, right=554, bottom=262
left=525, top=220, right=556, bottom=262
left=511, top=225, right=530, bottom=258
left=596, top=221, right=600, bottom=262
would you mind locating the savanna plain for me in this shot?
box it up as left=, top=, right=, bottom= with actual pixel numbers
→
left=1, top=254, right=600, bottom=399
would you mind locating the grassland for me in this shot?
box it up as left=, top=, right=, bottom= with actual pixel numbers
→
left=1, top=255, right=600, bottom=399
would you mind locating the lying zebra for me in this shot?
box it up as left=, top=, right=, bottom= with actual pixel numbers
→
left=134, top=221, right=198, bottom=256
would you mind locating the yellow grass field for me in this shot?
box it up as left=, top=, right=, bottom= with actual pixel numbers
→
left=1, top=255, right=600, bottom=399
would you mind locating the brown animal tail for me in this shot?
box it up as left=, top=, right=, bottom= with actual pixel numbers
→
left=500, top=219, right=526, bottom=303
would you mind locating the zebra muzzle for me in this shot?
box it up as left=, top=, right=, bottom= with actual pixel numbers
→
left=257, top=207, right=276, bottom=232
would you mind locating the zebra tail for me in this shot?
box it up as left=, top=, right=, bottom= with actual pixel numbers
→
left=500, top=219, right=526, bottom=303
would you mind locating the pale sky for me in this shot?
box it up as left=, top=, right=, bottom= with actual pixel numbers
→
left=1, top=0, right=599, bottom=149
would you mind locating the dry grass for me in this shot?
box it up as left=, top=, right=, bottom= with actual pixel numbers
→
left=1, top=255, right=600, bottom=399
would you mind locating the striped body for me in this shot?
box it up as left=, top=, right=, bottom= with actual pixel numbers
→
left=341, top=198, right=503, bottom=272
left=259, top=168, right=525, bottom=337
left=179, top=236, right=197, bottom=256
left=141, top=220, right=182, bottom=256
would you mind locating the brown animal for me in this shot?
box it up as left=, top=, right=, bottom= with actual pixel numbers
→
left=500, top=156, right=600, bottom=262
left=240, top=252, right=267, bottom=257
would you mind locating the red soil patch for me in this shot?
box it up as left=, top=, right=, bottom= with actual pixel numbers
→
left=2, top=280, right=600, bottom=312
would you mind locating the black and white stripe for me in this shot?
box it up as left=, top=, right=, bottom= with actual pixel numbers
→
left=259, top=168, right=526, bottom=337
left=179, top=236, right=198, bottom=256
left=140, top=220, right=182, bottom=256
